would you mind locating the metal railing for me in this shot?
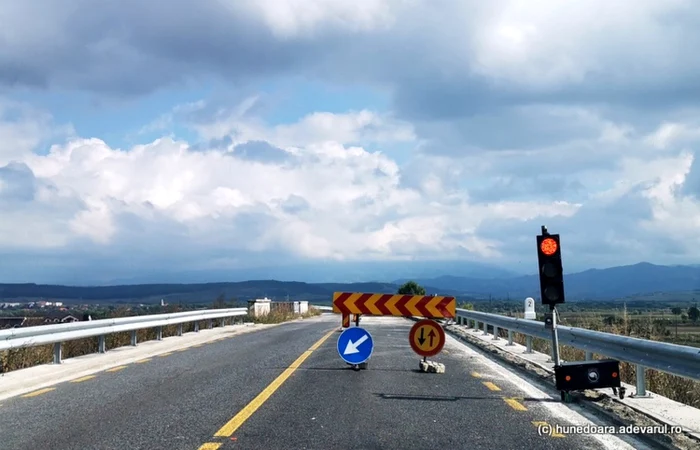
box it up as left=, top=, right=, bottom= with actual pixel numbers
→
left=455, top=309, right=700, bottom=397
left=0, top=308, right=248, bottom=364
left=311, top=305, right=333, bottom=312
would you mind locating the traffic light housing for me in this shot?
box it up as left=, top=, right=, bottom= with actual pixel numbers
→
left=555, top=360, right=621, bottom=392
left=536, top=231, right=565, bottom=305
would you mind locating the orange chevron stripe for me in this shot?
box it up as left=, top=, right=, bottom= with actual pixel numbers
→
left=332, top=292, right=456, bottom=317
left=365, top=294, right=382, bottom=315
left=426, top=297, right=442, bottom=317
left=386, top=295, right=401, bottom=315
left=405, top=295, right=422, bottom=316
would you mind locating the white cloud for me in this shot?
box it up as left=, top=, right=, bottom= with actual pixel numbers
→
left=0, top=97, right=593, bottom=278
left=4, top=1, right=700, bottom=282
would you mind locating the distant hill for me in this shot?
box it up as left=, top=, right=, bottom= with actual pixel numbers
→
left=394, top=262, right=700, bottom=300
left=2, top=262, right=699, bottom=304
left=0, top=280, right=461, bottom=304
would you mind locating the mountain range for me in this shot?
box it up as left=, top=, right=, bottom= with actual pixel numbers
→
left=0, top=262, right=699, bottom=304
left=395, top=262, right=700, bottom=300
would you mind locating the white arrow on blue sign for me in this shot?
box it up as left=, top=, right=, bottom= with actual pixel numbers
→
left=337, top=326, right=373, bottom=365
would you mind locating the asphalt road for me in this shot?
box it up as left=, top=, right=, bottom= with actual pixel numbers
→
left=0, top=315, right=654, bottom=450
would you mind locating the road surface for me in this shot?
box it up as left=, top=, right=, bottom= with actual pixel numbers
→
left=0, top=315, right=655, bottom=449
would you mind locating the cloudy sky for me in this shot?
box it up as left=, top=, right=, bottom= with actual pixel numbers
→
left=2, top=0, right=700, bottom=284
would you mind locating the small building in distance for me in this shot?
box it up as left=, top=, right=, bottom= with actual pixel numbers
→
left=0, top=317, right=27, bottom=329
left=42, top=311, right=80, bottom=324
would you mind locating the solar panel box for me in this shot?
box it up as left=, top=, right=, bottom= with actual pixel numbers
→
left=554, top=359, right=621, bottom=391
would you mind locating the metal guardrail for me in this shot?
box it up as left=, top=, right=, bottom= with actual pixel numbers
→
left=0, top=308, right=248, bottom=364
left=455, top=308, right=700, bottom=397
left=311, top=305, right=333, bottom=312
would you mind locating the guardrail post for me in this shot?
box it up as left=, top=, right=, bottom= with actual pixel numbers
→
left=585, top=351, right=592, bottom=361
left=177, top=324, right=183, bottom=336
left=473, top=321, right=480, bottom=332
left=634, top=365, right=651, bottom=398
left=507, top=330, right=514, bottom=346
left=208, top=319, right=213, bottom=329
left=130, top=330, right=137, bottom=346
left=53, top=342, right=62, bottom=364
left=220, top=318, right=226, bottom=327
left=98, top=335, right=106, bottom=353
left=483, top=322, right=488, bottom=335
left=194, top=321, right=200, bottom=333
left=157, top=326, right=163, bottom=341
left=492, top=326, right=500, bottom=340
left=525, top=336, right=533, bottom=353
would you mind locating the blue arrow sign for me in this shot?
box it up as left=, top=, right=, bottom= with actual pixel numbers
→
left=337, top=327, right=373, bottom=365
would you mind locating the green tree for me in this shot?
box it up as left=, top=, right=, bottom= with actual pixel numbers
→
left=688, top=306, right=700, bottom=323
left=671, top=307, right=682, bottom=315
left=212, top=293, right=226, bottom=309
left=397, top=281, right=426, bottom=295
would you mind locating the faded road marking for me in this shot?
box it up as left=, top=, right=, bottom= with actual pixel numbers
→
left=106, top=365, right=127, bottom=373
left=22, top=388, right=55, bottom=398
left=504, top=397, right=527, bottom=411
left=532, top=421, right=566, bottom=437
left=482, top=381, right=501, bottom=391
left=197, top=443, right=222, bottom=450
left=471, top=371, right=482, bottom=378
left=135, top=359, right=151, bottom=363
left=70, top=375, right=97, bottom=383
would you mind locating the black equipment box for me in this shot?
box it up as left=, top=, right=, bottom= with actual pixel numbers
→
left=555, top=359, right=621, bottom=391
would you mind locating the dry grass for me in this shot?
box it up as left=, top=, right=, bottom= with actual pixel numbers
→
left=251, top=305, right=322, bottom=324
left=491, top=307, right=700, bottom=408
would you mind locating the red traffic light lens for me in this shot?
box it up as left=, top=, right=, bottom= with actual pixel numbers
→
left=540, top=238, right=558, bottom=256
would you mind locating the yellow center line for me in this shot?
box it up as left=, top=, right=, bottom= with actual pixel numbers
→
left=159, top=352, right=173, bottom=357
left=71, top=375, right=97, bottom=383
left=106, top=365, right=127, bottom=372
left=135, top=359, right=151, bottom=363
left=482, top=381, right=501, bottom=391
left=471, top=371, right=482, bottom=378
left=532, top=421, right=565, bottom=437
left=197, top=443, right=222, bottom=450
left=22, top=387, right=55, bottom=398
left=212, top=329, right=336, bottom=438
left=504, top=398, right=528, bottom=411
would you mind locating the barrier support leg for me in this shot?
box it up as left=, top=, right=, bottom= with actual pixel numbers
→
left=53, top=342, right=62, bottom=364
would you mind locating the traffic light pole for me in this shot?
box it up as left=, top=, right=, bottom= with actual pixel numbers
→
left=539, top=225, right=561, bottom=367
left=549, top=304, right=561, bottom=366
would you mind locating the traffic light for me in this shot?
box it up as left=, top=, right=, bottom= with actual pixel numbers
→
left=536, top=229, right=565, bottom=305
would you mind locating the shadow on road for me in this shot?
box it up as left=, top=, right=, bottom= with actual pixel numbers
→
left=287, top=366, right=416, bottom=372
left=373, top=393, right=559, bottom=403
